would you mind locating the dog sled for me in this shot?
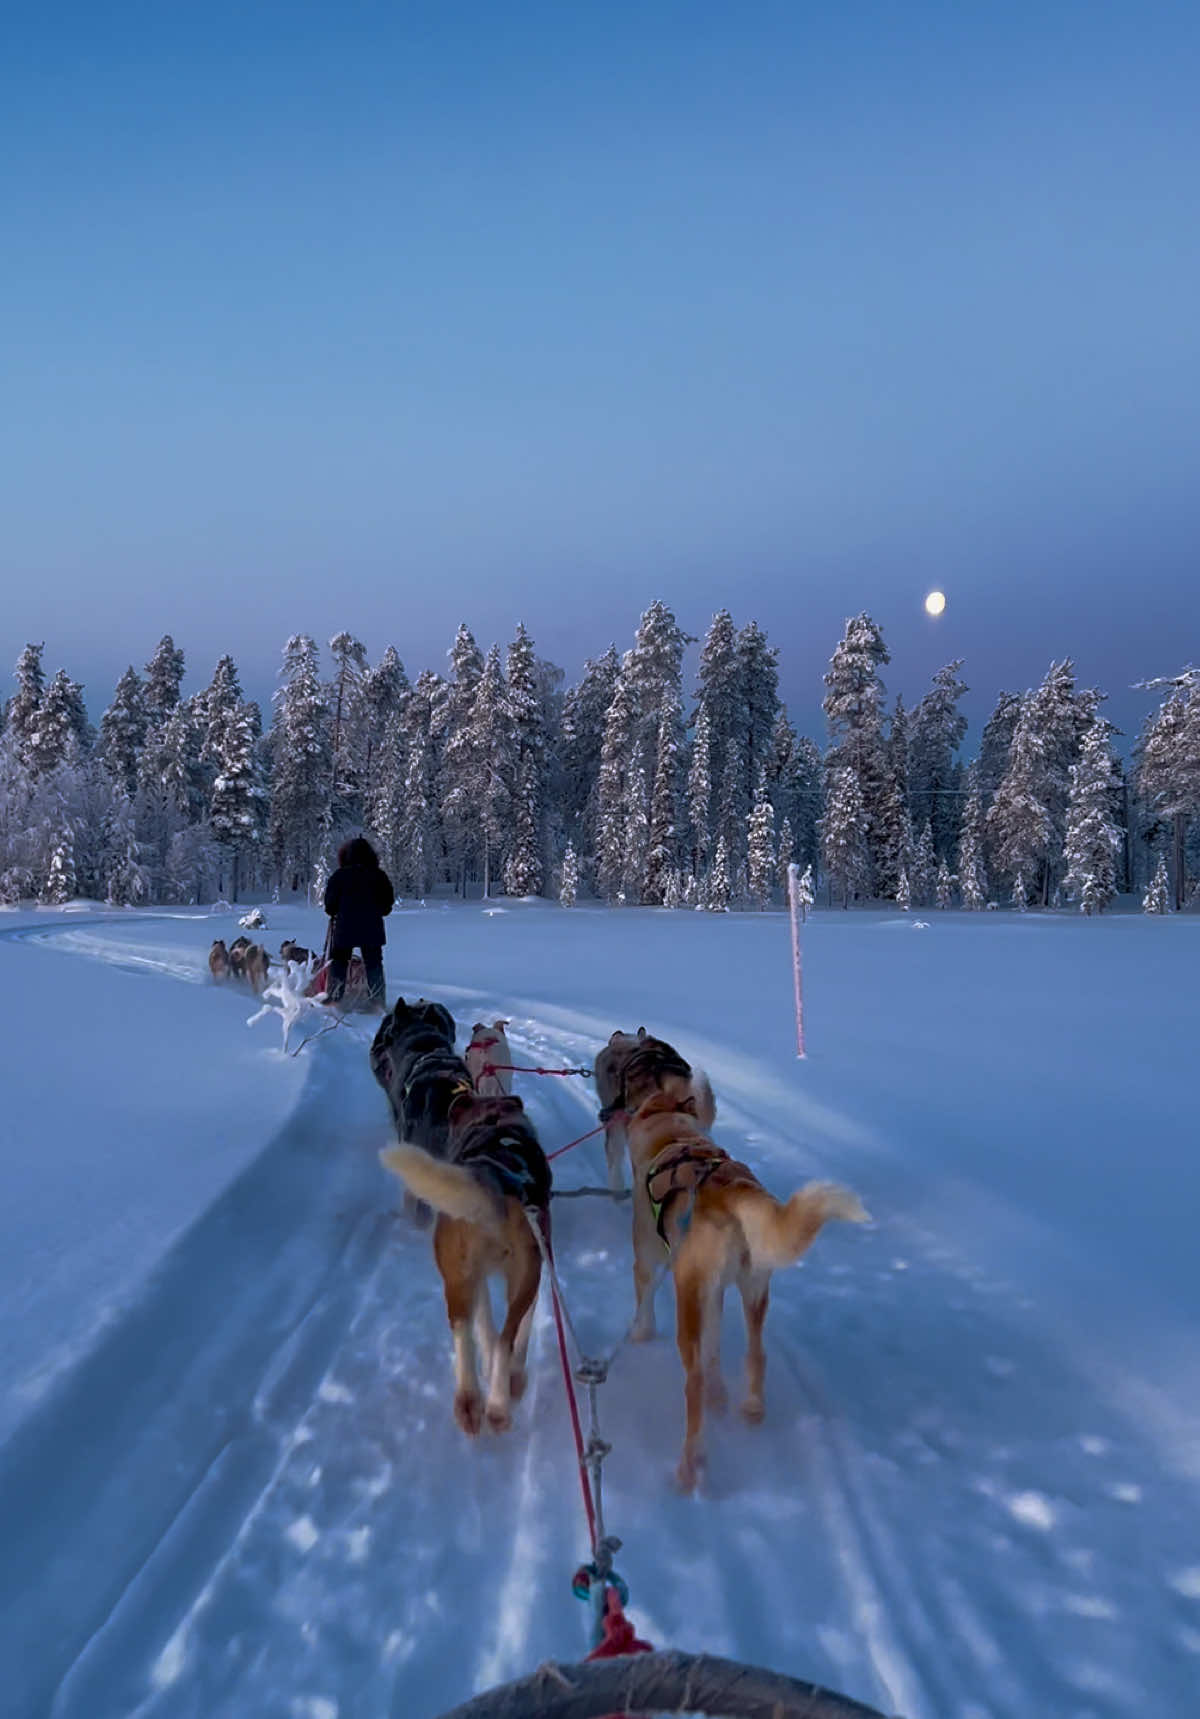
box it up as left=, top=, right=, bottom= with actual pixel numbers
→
left=433, top=1648, right=893, bottom=1718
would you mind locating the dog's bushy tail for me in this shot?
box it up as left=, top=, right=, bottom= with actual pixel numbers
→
left=379, top=1145, right=501, bottom=1230
left=737, top=1181, right=869, bottom=1270
left=689, top=1066, right=716, bottom=1129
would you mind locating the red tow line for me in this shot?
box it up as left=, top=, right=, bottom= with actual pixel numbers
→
left=482, top=1061, right=594, bottom=1079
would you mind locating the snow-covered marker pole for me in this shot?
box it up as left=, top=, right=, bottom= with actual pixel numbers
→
left=787, top=862, right=806, bottom=1060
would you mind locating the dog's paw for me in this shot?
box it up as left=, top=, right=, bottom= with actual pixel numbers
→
left=485, top=1402, right=512, bottom=1434
left=630, top=1314, right=657, bottom=1343
left=739, top=1396, right=765, bottom=1425
left=675, top=1449, right=705, bottom=1494
left=705, top=1374, right=729, bottom=1413
left=454, top=1390, right=485, bottom=1436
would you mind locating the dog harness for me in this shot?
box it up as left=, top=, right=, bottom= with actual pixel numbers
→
left=460, top=1131, right=548, bottom=1207
left=644, top=1140, right=760, bottom=1249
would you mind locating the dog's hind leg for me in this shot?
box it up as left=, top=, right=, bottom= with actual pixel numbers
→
left=738, top=1271, right=770, bottom=1424
left=630, top=1175, right=663, bottom=1340
left=604, top=1117, right=627, bottom=1193
left=674, top=1269, right=707, bottom=1492
left=438, top=1234, right=485, bottom=1436
left=486, top=1237, right=540, bottom=1432
left=702, top=1284, right=728, bottom=1412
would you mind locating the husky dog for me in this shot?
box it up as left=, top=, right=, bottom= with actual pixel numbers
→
left=380, top=1092, right=551, bottom=1437
left=228, top=936, right=251, bottom=981
left=626, top=1086, right=868, bottom=1492
left=243, top=943, right=270, bottom=993
left=465, top=1020, right=514, bottom=1097
left=208, top=939, right=231, bottom=982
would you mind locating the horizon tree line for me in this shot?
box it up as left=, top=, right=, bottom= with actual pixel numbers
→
left=0, top=609, right=1196, bottom=915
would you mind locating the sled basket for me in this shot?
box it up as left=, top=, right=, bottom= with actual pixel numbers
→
left=304, top=954, right=369, bottom=1002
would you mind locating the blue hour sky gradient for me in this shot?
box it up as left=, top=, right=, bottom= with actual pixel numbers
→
left=2, top=0, right=1198, bottom=742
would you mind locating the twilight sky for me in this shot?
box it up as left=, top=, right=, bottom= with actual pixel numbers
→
left=2, top=0, right=1198, bottom=743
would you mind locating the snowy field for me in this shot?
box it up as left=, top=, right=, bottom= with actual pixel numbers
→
left=1, top=898, right=1198, bottom=1719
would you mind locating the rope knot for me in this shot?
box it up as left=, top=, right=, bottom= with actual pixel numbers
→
left=585, top=1584, right=654, bottom=1661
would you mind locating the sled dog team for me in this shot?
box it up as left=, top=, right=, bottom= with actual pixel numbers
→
left=373, top=1000, right=868, bottom=1492
left=208, top=936, right=314, bottom=994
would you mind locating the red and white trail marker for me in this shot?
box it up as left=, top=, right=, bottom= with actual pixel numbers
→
left=787, top=862, right=806, bottom=1060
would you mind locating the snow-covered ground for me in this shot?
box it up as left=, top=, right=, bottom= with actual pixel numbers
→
left=1, top=898, right=1198, bottom=1719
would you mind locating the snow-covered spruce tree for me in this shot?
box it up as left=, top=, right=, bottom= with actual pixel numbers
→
left=662, top=866, right=681, bottom=909
left=624, top=601, right=691, bottom=901
left=776, top=814, right=794, bottom=895
left=144, top=635, right=186, bottom=728
left=594, top=660, right=636, bottom=902
left=29, top=669, right=90, bottom=778
left=822, top=613, right=890, bottom=893
left=909, top=661, right=968, bottom=862
left=895, top=866, right=911, bottom=912
left=4, top=643, right=46, bottom=749
left=693, top=610, right=740, bottom=860
left=361, top=646, right=409, bottom=813
left=645, top=685, right=684, bottom=904
left=392, top=670, right=441, bottom=898
left=1005, top=659, right=1099, bottom=906
left=935, top=857, right=955, bottom=910
left=443, top=644, right=514, bottom=897
left=911, top=820, right=936, bottom=908
left=208, top=694, right=266, bottom=901
left=559, top=839, right=579, bottom=907
left=268, top=635, right=332, bottom=894
left=164, top=824, right=220, bottom=906
left=41, top=813, right=78, bottom=904
left=98, top=667, right=149, bottom=799
left=327, top=632, right=369, bottom=836
left=621, top=741, right=649, bottom=906
left=436, top=625, right=485, bottom=892
left=821, top=765, right=870, bottom=909
left=559, top=645, right=619, bottom=885
left=687, top=701, right=714, bottom=885
left=792, top=861, right=815, bottom=920
left=734, top=620, right=780, bottom=856
left=747, top=771, right=776, bottom=909
left=707, top=833, right=732, bottom=911
left=987, top=695, right=1051, bottom=906
left=956, top=768, right=989, bottom=910
left=101, top=788, right=149, bottom=906
left=872, top=696, right=911, bottom=902
left=1136, top=669, right=1200, bottom=911
left=368, top=707, right=406, bottom=884
left=1063, top=718, right=1123, bottom=915
left=1143, top=853, right=1170, bottom=914
left=503, top=623, right=548, bottom=897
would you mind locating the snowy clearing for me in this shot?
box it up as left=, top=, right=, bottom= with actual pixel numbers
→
left=1, top=900, right=1198, bottom=1719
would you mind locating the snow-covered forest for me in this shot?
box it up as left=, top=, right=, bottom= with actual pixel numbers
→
left=1, top=606, right=1196, bottom=914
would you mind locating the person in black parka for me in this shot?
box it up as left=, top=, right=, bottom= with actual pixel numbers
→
left=322, top=836, right=395, bottom=1005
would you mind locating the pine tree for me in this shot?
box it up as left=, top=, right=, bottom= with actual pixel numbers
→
left=443, top=645, right=513, bottom=896
left=911, top=820, right=936, bottom=907
left=559, top=840, right=579, bottom=907
left=42, top=814, right=77, bottom=905
left=1136, top=669, right=1200, bottom=911
left=595, top=662, right=636, bottom=902
left=956, top=769, right=989, bottom=910
left=662, top=867, right=681, bottom=909
left=1143, top=854, right=1170, bottom=914
left=268, top=635, right=332, bottom=893
left=392, top=670, right=441, bottom=898
left=747, top=772, right=776, bottom=909
left=101, top=789, right=149, bottom=906
left=503, top=623, right=548, bottom=897
left=144, top=635, right=186, bottom=727
left=560, top=645, right=619, bottom=879
left=327, top=632, right=369, bottom=835
left=895, top=867, right=911, bottom=912
left=4, top=643, right=46, bottom=748
left=735, top=620, right=780, bottom=844
left=1063, top=719, right=1122, bottom=914
left=707, top=833, right=731, bottom=911
left=873, top=696, right=912, bottom=901
left=794, top=862, right=815, bottom=920
left=909, top=661, right=968, bottom=861
left=935, top=857, right=955, bottom=909
left=209, top=695, right=266, bottom=901
left=97, top=667, right=149, bottom=798
left=687, top=702, right=714, bottom=883
left=645, top=687, right=683, bottom=903
left=621, top=742, right=649, bottom=905
left=987, top=696, right=1051, bottom=905
left=29, top=670, right=89, bottom=777
left=776, top=814, right=794, bottom=894
left=361, top=646, right=409, bottom=813
left=821, top=766, right=870, bottom=908
left=823, top=613, right=890, bottom=893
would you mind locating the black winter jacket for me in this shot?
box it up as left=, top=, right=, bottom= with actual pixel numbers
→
left=324, top=862, right=395, bottom=949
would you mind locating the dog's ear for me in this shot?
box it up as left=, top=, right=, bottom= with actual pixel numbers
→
left=637, top=1026, right=647, bottom=1041
left=494, top=1018, right=510, bottom=1031
left=471, top=1022, right=485, bottom=1035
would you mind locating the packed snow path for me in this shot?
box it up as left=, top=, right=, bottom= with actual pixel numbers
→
left=1, top=904, right=1198, bottom=1719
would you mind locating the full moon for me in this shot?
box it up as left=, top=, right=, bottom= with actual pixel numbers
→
left=924, top=590, right=947, bottom=617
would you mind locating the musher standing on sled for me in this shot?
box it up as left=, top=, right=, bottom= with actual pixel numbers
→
left=322, top=835, right=395, bottom=1006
